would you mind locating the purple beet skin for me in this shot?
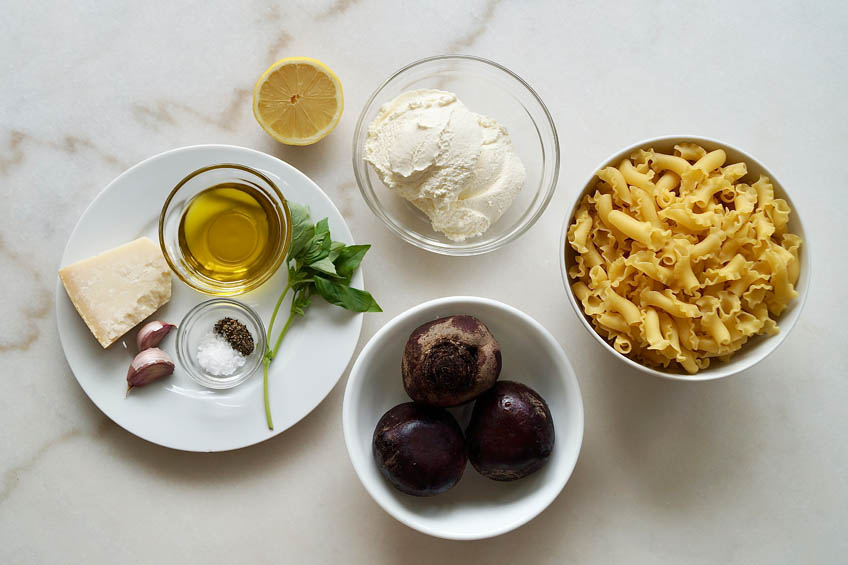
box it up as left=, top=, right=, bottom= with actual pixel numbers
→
left=466, top=381, right=555, bottom=481
left=372, top=402, right=467, bottom=496
left=401, top=315, right=501, bottom=407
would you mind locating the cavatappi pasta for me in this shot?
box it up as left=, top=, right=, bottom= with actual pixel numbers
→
left=567, top=143, right=802, bottom=374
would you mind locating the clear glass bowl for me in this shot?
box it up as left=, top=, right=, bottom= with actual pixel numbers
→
left=353, top=55, right=560, bottom=256
left=159, top=163, right=292, bottom=295
left=176, top=298, right=267, bottom=389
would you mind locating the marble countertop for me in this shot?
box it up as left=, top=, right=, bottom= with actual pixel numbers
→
left=2, top=1, right=846, bottom=563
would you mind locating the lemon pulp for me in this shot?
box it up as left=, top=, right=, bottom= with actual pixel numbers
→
left=253, top=57, right=344, bottom=145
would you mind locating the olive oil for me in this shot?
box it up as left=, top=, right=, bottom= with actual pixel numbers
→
left=178, top=183, right=282, bottom=285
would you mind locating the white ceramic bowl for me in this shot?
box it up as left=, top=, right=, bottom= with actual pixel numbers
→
left=342, top=296, right=583, bottom=540
left=353, top=55, right=560, bottom=256
left=560, top=135, right=811, bottom=381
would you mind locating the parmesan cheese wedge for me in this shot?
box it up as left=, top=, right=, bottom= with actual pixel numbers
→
left=59, top=237, right=172, bottom=348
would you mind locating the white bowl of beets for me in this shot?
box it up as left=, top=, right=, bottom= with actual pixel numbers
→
left=342, top=296, right=584, bottom=540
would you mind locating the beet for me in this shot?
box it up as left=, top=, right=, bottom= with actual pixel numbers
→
left=466, top=381, right=555, bottom=481
left=402, top=315, right=501, bottom=407
left=372, top=402, right=466, bottom=496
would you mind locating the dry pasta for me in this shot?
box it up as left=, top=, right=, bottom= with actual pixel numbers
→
left=567, top=144, right=803, bottom=374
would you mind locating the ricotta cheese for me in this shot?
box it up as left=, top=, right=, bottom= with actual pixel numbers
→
left=364, top=89, right=525, bottom=242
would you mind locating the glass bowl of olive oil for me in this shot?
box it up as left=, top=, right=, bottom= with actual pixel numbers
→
left=159, top=164, right=292, bottom=295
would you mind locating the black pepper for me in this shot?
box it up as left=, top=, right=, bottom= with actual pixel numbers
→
left=214, top=317, right=255, bottom=356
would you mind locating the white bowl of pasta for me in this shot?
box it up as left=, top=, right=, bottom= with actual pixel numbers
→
left=560, top=136, right=809, bottom=380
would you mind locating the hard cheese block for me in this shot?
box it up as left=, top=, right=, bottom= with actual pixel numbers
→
left=59, top=237, right=172, bottom=348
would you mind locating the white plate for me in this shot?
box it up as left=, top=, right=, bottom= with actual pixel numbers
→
left=56, top=145, right=364, bottom=451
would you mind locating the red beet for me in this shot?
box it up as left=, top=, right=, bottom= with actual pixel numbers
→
left=402, top=315, right=501, bottom=407
left=466, top=381, right=555, bottom=481
left=372, top=402, right=466, bottom=496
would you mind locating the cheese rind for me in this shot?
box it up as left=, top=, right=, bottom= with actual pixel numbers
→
left=59, top=237, right=172, bottom=348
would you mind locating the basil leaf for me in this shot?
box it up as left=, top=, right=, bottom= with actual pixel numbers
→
left=291, top=288, right=311, bottom=317
left=307, top=241, right=347, bottom=278
left=307, top=256, right=338, bottom=277
left=265, top=200, right=381, bottom=432
left=288, top=204, right=314, bottom=261
left=333, top=244, right=370, bottom=282
left=313, top=276, right=382, bottom=312
left=291, top=202, right=310, bottom=223
left=302, top=218, right=331, bottom=264
left=314, top=218, right=330, bottom=238
left=328, top=241, right=345, bottom=263
left=287, top=265, right=311, bottom=288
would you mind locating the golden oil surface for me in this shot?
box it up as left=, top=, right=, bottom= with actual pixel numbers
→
left=178, top=183, right=281, bottom=284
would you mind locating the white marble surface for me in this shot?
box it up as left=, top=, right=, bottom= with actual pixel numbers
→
left=2, top=1, right=846, bottom=562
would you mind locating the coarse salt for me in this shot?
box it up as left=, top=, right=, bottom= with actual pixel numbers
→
left=196, top=331, right=246, bottom=376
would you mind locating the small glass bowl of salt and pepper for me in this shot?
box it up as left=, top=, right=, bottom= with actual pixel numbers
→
left=176, top=298, right=267, bottom=389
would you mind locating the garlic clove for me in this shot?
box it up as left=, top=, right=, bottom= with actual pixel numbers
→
left=126, top=347, right=175, bottom=390
left=136, top=321, right=175, bottom=350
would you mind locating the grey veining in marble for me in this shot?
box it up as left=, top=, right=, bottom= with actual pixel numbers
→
left=1, top=1, right=846, bottom=563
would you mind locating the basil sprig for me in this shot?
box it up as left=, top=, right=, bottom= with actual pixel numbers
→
left=263, top=204, right=381, bottom=429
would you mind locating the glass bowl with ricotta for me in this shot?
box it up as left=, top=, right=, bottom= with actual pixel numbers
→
left=175, top=298, right=267, bottom=389
left=353, top=55, right=559, bottom=256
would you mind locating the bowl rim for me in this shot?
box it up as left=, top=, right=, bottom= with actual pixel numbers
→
left=352, top=54, right=560, bottom=256
left=342, top=295, right=584, bottom=540
left=559, top=134, right=812, bottom=381
left=158, top=162, right=292, bottom=295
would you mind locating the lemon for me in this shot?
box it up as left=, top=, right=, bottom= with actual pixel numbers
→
left=252, top=57, right=344, bottom=146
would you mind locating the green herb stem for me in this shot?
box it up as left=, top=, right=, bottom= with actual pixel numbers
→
left=266, top=282, right=292, bottom=344
left=262, top=203, right=380, bottom=432
left=263, top=282, right=292, bottom=430
left=272, top=309, right=298, bottom=359
left=263, top=357, right=273, bottom=430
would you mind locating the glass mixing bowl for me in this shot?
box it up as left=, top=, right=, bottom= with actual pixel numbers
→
left=353, top=55, right=560, bottom=256
left=159, top=163, right=291, bottom=295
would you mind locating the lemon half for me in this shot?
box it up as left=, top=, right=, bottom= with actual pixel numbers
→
left=252, top=57, right=344, bottom=146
